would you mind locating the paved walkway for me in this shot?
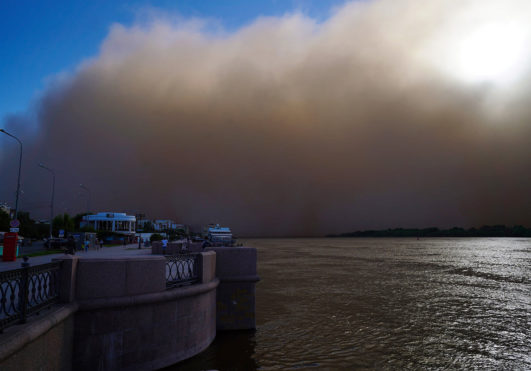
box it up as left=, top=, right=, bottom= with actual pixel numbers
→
left=0, top=244, right=153, bottom=272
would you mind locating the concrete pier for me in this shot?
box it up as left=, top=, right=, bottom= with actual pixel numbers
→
left=208, top=247, right=260, bottom=331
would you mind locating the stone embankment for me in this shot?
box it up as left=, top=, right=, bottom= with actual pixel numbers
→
left=0, top=245, right=258, bottom=370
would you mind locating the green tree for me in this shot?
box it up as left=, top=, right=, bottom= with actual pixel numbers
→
left=142, top=221, right=155, bottom=232
left=18, top=211, right=39, bottom=238
left=150, top=233, right=163, bottom=242
left=79, top=225, right=96, bottom=232
left=52, top=213, right=75, bottom=236
left=168, top=228, right=188, bottom=241
left=0, top=209, right=10, bottom=231
left=1, top=210, right=51, bottom=239
left=73, top=213, right=89, bottom=229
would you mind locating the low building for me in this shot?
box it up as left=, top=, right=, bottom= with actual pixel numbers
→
left=81, top=212, right=136, bottom=234
left=153, top=220, right=188, bottom=232
left=136, top=219, right=152, bottom=230
left=153, top=219, right=178, bottom=231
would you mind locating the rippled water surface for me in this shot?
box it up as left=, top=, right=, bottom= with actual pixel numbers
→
left=175, top=238, right=530, bottom=370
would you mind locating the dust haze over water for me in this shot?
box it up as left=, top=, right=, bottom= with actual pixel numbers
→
left=2, top=0, right=531, bottom=236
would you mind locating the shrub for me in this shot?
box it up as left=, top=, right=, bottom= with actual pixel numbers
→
left=150, top=233, right=163, bottom=242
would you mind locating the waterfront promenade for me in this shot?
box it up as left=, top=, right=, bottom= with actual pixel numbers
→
left=0, top=243, right=149, bottom=272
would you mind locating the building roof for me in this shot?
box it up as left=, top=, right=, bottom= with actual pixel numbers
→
left=83, top=212, right=136, bottom=221
left=208, top=227, right=231, bottom=233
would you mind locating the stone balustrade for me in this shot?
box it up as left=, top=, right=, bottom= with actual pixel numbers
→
left=0, top=247, right=258, bottom=371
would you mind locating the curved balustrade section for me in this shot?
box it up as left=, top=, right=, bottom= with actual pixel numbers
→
left=0, top=249, right=259, bottom=370
left=165, top=253, right=200, bottom=288
left=0, top=261, right=61, bottom=332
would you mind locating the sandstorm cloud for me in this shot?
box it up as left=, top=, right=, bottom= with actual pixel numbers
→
left=2, top=0, right=531, bottom=236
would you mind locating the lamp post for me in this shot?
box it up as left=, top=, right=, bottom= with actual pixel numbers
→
left=0, top=129, right=22, bottom=220
left=38, top=163, right=55, bottom=239
left=79, top=184, right=91, bottom=214
left=135, top=213, right=145, bottom=249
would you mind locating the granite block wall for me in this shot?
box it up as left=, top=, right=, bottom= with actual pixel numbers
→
left=207, top=247, right=260, bottom=330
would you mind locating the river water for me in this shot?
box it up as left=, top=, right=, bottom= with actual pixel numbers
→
left=174, top=238, right=530, bottom=370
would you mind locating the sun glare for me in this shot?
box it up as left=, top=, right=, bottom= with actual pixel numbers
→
left=453, top=23, right=528, bottom=85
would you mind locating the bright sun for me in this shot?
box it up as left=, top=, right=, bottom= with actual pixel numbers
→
left=453, top=23, right=528, bottom=84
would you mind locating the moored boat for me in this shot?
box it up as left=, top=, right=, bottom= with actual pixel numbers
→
left=206, top=224, right=234, bottom=246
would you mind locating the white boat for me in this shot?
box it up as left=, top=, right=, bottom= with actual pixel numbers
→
left=207, top=224, right=234, bottom=246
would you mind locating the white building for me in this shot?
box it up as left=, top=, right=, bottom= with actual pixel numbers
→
left=135, top=218, right=188, bottom=233
left=136, top=219, right=152, bottom=229
left=153, top=220, right=180, bottom=231
left=81, top=212, right=136, bottom=234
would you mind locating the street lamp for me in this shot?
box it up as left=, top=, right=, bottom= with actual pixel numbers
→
left=79, top=184, right=91, bottom=214
left=39, top=163, right=55, bottom=239
left=0, top=129, right=22, bottom=220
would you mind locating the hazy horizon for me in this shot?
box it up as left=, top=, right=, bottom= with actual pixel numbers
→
left=2, top=0, right=531, bottom=236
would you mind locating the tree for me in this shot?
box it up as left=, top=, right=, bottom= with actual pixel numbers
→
left=142, top=221, right=155, bottom=232
left=18, top=211, right=38, bottom=238
left=79, top=225, right=96, bottom=233
left=150, top=233, right=163, bottom=242
left=168, top=228, right=188, bottom=241
left=73, top=213, right=89, bottom=229
left=52, top=213, right=75, bottom=236
left=0, top=209, right=10, bottom=231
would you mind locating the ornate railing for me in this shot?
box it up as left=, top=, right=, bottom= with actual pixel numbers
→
left=165, top=254, right=200, bottom=288
left=0, top=260, right=62, bottom=332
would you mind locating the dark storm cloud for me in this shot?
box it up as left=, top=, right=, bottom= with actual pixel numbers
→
left=2, top=0, right=531, bottom=236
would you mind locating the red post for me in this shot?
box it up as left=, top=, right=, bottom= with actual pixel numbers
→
left=2, top=232, right=18, bottom=261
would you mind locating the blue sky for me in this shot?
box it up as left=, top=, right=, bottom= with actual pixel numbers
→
left=0, top=0, right=347, bottom=122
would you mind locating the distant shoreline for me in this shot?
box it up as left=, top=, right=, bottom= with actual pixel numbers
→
left=326, top=225, right=531, bottom=238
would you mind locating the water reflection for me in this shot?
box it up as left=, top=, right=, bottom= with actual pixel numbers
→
left=170, top=238, right=531, bottom=370
left=170, top=331, right=258, bottom=371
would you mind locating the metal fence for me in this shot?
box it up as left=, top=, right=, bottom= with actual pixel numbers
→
left=0, top=261, right=62, bottom=332
left=165, top=254, right=200, bottom=288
